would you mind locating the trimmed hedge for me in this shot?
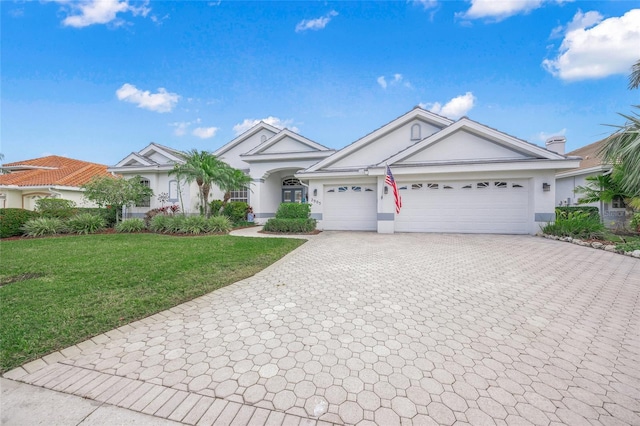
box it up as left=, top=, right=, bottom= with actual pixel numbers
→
left=35, top=198, right=76, bottom=219
left=263, top=218, right=316, bottom=233
left=0, top=209, right=40, bottom=238
left=275, top=203, right=311, bottom=219
left=209, top=200, right=250, bottom=224
left=555, top=206, right=600, bottom=220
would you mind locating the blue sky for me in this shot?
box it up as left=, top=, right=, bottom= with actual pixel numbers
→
left=2, top=0, right=639, bottom=166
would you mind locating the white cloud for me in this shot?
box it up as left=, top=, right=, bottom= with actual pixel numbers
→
left=116, top=83, right=179, bottom=113
left=233, top=117, right=299, bottom=136
left=543, top=9, right=640, bottom=81
left=411, top=0, right=438, bottom=10
left=192, top=127, right=219, bottom=139
left=536, top=128, right=566, bottom=142
left=457, top=0, right=558, bottom=22
left=295, top=10, right=338, bottom=32
left=49, top=0, right=150, bottom=28
left=423, top=92, right=476, bottom=119
left=377, top=73, right=410, bottom=89
left=170, top=119, right=200, bottom=136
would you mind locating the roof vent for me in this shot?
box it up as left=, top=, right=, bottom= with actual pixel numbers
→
left=545, top=136, right=566, bottom=155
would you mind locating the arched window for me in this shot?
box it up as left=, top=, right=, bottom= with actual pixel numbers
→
left=411, top=123, right=421, bottom=141
left=136, top=178, right=151, bottom=207
left=282, top=177, right=303, bottom=186
left=168, top=180, right=178, bottom=201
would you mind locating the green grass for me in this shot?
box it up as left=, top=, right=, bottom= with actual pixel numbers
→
left=0, top=233, right=304, bottom=373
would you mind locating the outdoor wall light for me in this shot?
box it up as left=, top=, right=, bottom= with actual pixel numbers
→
left=313, top=189, right=317, bottom=197
left=384, top=186, right=389, bottom=195
left=542, top=183, right=551, bottom=192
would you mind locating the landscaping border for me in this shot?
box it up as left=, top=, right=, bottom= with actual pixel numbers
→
left=539, top=233, right=640, bottom=258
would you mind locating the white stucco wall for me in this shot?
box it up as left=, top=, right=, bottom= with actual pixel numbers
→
left=1, top=188, right=99, bottom=210
left=216, top=129, right=277, bottom=170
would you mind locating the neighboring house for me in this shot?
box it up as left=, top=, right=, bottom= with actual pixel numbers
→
left=114, top=107, right=579, bottom=234
left=555, top=139, right=627, bottom=227
left=0, top=155, right=112, bottom=210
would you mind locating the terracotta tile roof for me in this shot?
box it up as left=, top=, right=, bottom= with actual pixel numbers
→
left=564, top=138, right=608, bottom=172
left=0, top=155, right=112, bottom=187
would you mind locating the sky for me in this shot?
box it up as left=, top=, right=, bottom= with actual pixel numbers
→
left=1, top=0, right=639, bottom=166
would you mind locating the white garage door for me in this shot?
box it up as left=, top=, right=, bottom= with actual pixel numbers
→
left=322, top=184, right=377, bottom=231
left=395, top=180, right=529, bottom=234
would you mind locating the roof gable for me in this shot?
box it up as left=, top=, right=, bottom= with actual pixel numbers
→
left=214, top=122, right=280, bottom=158
left=383, top=117, right=565, bottom=167
left=243, top=129, right=331, bottom=156
left=306, top=107, right=453, bottom=172
left=0, top=156, right=111, bottom=188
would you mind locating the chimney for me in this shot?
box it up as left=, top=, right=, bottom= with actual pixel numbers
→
left=546, top=136, right=566, bottom=155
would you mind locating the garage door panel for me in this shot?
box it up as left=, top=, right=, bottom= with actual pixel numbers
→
left=322, top=185, right=377, bottom=231
left=395, top=180, right=529, bottom=234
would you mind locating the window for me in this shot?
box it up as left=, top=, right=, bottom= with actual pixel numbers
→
left=229, top=187, right=248, bottom=203
left=338, top=186, right=348, bottom=192
left=494, top=181, right=507, bottom=189
left=443, top=185, right=453, bottom=190
left=427, top=183, right=439, bottom=190
left=169, top=180, right=178, bottom=201
left=411, top=183, right=423, bottom=190
left=462, top=184, right=472, bottom=189
left=282, top=177, right=302, bottom=186
left=399, top=185, right=408, bottom=190
left=352, top=186, right=362, bottom=192
left=512, top=183, right=524, bottom=188
left=137, top=178, right=151, bottom=207
left=411, top=123, right=421, bottom=141
left=612, top=196, right=626, bottom=209
left=477, top=182, right=489, bottom=189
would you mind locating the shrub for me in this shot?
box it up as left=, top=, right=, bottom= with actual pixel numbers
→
left=616, top=241, right=640, bottom=252
left=630, top=213, right=640, bottom=233
left=180, top=215, right=209, bottom=234
left=145, top=205, right=179, bottom=227
left=78, top=207, right=118, bottom=228
left=542, top=211, right=606, bottom=240
left=263, top=218, right=316, bottom=233
left=210, top=201, right=250, bottom=224
left=22, top=217, right=66, bottom=237
left=0, top=209, right=40, bottom=238
left=208, top=216, right=232, bottom=233
left=149, top=214, right=171, bottom=233
left=555, top=206, right=600, bottom=220
left=66, top=213, right=106, bottom=234
left=166, top=215, right=186, bottom=234
left=116, top=218, right=146, bottom=233
left=35, top=198, right=77, bottom=219
left=275, top=203, right=311, bottom=219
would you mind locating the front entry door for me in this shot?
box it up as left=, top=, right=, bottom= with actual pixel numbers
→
left=282, top=188, right=304, bottom=203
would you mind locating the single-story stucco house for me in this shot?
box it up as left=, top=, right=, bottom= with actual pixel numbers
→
left=111, top=107, right=581, bottom=234
left=0, top=155, right=112, bottom=210
left=555, top=138, right=628, bottom=228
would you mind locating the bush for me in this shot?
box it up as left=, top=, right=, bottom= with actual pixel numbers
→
left=208, top=216, right=232, bottom=233
left=35, top=198, right=77, bottom=219
left=116, top=218, right=146, bottom=233
left=210, top=201, right=250, bottom=224
left=263, top=218, right=316, bottom=233
left=555, top=206, right=600, bottom=220
left=166, top=215, right=186, bottom=234
left=22, top=217, right=66, bottom=237
left=66, top=213, right=106, bottom=234
left=149, top=214, right=171, bottom=233
left=78, top=207, right=118, bottom=228
left=180, top=215, right=209, bottom=234
left=542, top=211, right=606, bottom=240
left=616, top=241, right=640, bottom=252
left=630, top=213, right=640, bottom=233
left=0, top=209, right=40, bottom=238
left=275, top=203, right=311, bottom=219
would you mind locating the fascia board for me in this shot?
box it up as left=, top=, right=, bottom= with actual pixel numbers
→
left=305, top=108, right=452, bottom=173
left=244, top=129, right=331, bottom=155
left=113, top=152, right=155, bottom=167
left=241, top=150, right=335, bottom=163
left=107, top=164, right=175, bottom=174
left=556, top=164, right=611, bottom=178
left=140, top=144, right=185, bottom=163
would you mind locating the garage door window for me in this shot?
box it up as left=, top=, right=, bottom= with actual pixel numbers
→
left=495, top=181, right=507, bottom=189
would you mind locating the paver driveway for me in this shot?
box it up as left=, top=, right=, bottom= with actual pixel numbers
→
left=5, top=232, right=640, bottom=425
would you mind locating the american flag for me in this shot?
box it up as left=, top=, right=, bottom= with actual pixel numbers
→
left=385, top=164, right=402, bottom=214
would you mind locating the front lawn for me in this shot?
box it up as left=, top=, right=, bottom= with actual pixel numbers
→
left=0, top=234, right=304, bottom=373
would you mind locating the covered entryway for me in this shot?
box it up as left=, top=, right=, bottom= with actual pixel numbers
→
left=394, top=179, right=530, bottom=234
left=322, top=184, right=377, bottom=230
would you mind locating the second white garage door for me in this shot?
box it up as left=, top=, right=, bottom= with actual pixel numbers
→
left=322, top=184, right=377, bottom=231
left=395, top=179, right=530, bottom=234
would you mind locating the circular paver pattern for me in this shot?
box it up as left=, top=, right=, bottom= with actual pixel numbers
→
left=12, top=232, right=640, bottom=426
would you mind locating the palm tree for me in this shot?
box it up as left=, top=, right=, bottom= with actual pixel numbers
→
left=629, top=59, right=640, bottom=90
left=169, top=149, right=227, bottom=217
left=598, top=59, right=640, bottom=196
left=599, top=106, right=640, bottom=196
left=217, top=168, right=253, bottom=206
